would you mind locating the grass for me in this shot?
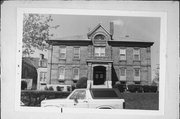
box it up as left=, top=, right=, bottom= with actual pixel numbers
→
left=120, top=93, right=159, bottom=110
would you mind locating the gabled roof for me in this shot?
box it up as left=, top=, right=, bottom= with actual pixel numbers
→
left=22, top=57, right=48, bottom=69
left=87, top=24, right=111, bottom=38
left=49, top=35, right=89, bottom=41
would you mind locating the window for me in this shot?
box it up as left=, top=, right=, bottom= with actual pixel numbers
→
left=59, top=47, right=66, bottom=59
left=134, top=68, right=140, bottom=81
left=73, top=47, right=80, bottom=59
left=73, top=68, right=79, bottom=80
left=69, top=90, right=86, bottom=100
left=133, top=48, right=140, bottom=60
left=119, top=68, right=126, bottom=81
left=40, top=72, right=47, bottom=82
left=94, top=34, right=105, bottom=41
left=59, top=67, right=65, bottom=80
left=94, top=47, right=105, bottom=56
left=39, top=60, right=47, bottom=67
left=119, top=48, right=126, bottom=60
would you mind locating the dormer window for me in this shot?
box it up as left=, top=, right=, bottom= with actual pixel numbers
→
left=94, top=34, right=105, bottom=41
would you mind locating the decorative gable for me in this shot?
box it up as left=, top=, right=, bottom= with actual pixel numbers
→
left=87, top=24, right=112, bottom=46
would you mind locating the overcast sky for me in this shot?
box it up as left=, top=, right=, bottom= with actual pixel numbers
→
left=31, top=14, right=160, bottom=79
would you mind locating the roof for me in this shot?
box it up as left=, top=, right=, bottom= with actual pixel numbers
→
left=49, top=35, right=90, bottom=41
left=87, top=24, right=111, bottom=38
left=22, top=57, right=48, bottom=69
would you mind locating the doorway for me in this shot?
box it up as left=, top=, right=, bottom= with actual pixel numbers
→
left=93, top=66, right=106, bottom=85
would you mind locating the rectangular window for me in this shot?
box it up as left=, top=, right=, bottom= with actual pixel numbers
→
left=133, top=48, right=140, bottom=60
left=94, top=47, right=105, bottom=57
left=74, top=47, right=80, bottom=59
left=40, top=72, right=47, bottom=82
left=73, top=68, right=79, bottom=80
left=120, top=48, right=126, bottom=60
left=59, top=67, right=65, bottom=80
left=119, top=68, right=126, bottom=81
left=59, top=47, right=66, bottom=59
left=134, top=68, right=140, bottom=81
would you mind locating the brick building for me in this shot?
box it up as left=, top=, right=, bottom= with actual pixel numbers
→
left=46, top=24, right=153, bottom=88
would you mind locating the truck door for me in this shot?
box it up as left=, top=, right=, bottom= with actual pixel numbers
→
left=68, top=90, right=89, bottom=108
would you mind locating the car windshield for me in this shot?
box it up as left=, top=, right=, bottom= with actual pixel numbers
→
left=69, top=90, right=86, bottom=100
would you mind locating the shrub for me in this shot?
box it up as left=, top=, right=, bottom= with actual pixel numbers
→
left=127, top=85, right=137, bottom=93
left=21, top=90, right=71, bottom=106
left=113, top=84, right=126, bottom=92
left=44, top=86, right=48, bottom=90
left=127, top=84, right=143, bottom=93
left=56, top=86, right=61, bottom=91
left=76, top=77, right=88, bottom=88
left=48, top=86, right=54, bottom=91
left=142, top=85, right=150, bottom=92
left=21, top=80, right=27, bottom=90
left=149, top=86, right=157, bottom=93
left=67, top=86, right=71, bottom=92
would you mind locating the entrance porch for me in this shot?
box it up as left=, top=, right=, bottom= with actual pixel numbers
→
left=86, top=60, right=113, bottom=88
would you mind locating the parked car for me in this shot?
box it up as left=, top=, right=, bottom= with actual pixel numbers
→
left=41, top=88, right=125, bottom=109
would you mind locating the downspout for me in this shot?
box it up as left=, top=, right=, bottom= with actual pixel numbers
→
left=50, top=44, right=53, bottom=84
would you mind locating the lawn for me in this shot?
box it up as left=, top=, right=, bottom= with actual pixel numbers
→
left=120, top=93, right=159, bottom=110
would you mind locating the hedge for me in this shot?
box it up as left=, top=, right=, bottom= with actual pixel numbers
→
left=114, top=84, right=157, bottom=93
left=113, top=84, right=126, bottom=92
left=21, top=90, right=71, bottom=106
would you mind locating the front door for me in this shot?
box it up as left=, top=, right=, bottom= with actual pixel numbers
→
left=93, top=66, right=106, bottom=85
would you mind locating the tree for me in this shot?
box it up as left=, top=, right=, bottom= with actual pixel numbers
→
left=152, top=64, right=159, bottom=86
left=76, top=77, right=88, bottom=89
left=23, top=14, right=59, bottom=57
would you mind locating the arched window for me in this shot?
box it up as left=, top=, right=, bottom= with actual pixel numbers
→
left=94, top=34, right=105, bottom=41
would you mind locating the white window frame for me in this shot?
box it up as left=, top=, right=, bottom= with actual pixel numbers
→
left=94, top=47, right=105, bottom=57
left=73, top=68, right=79, bottom=80
left=119, top=68, right=126, bottom=81
left=59, top=67, right=65, bottom=80
left=40, top=72, right=47, bottom=83
left=119, top=48, right=126, bottom=60
left=73, top=47, right=80, bottom=59
left=133, top=48, right=140, bottom=61
left=59, top=47, right=66, bottom=59
left=134, top=68, right=141, bottom=81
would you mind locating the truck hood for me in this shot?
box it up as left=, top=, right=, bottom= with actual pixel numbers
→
left=41, top=98, right=67, bottom=107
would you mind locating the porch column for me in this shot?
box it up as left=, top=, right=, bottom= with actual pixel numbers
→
left=87, top=63, right=92, bottom=89
left=108, top=63, right=112, bottom=88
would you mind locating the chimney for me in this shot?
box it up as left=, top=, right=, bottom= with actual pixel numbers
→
left=40, top=54, right=44, bottom=60
left=110, top=22, right=114, bottom=40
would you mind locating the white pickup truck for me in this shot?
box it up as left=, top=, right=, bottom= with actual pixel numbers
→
left=41, top=88, right=125, bottom=109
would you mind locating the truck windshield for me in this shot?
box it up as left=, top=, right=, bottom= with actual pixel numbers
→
left=91, top=89, right=119, bottom=99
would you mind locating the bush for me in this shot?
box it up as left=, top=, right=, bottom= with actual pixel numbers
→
left=127, top=84, right=143, bottom=93
left=21, top=80, right=27, bottom=90
left=21, top=90, right=71, bottom=106
left=127, top=85, right=137, bottom=93
left=44, top=86, right=48, bottom=90
left=113, top=84, right=126, bottom=92
left=142, top=85, right=150, bottom=92
left=76, top=77, right=88, bottom=88
left=149, top=86, right=157, bottom=92
left=48, top=86, right=54, bottom=91
left=56, top=86, right=61, bottom=91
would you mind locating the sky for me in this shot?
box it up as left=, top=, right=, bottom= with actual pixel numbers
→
left=31, top=14, right=160, bottom=80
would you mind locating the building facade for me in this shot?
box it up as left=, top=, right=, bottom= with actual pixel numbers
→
left=46, top=24, right=153, bottom=88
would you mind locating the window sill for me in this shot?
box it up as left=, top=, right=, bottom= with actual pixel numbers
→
left=73, top=58, right=80, bottom=61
